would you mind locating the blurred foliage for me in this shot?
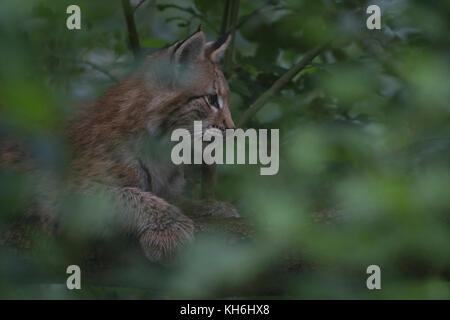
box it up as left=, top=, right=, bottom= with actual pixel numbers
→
left=0, top=0, right=449, bottom=299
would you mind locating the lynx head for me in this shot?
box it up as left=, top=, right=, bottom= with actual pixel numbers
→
left=143, top=30, right=235, bottom=136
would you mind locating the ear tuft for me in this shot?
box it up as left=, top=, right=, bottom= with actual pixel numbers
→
left=205, top=33, right=231, bottom=62
left=172, top=30, right=205, bottom=68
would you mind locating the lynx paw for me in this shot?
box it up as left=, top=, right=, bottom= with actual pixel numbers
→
left=139, top=205, right=194, bottom=262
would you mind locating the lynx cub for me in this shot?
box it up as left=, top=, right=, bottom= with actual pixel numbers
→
left=2, top=30, right=237, bottom=262
left=70, top=30, right=238, bottom=261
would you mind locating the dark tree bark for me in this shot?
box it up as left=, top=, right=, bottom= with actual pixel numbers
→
left=121, top=0, right=141, bottom=59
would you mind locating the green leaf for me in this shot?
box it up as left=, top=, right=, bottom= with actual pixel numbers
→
left=141, top=37, right=167, bottom=48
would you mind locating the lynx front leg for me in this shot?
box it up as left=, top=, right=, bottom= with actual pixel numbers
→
left=113, top=187, right=194, bottom=262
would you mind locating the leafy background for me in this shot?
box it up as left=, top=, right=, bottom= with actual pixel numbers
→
left=0, top=0, right=449, bottom=299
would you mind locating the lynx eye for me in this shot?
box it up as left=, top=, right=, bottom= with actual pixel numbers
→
left=205, top=94, right=220, bottom=109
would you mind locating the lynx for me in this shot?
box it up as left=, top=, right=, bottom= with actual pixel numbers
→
left=1, top=30, right=237, bottom=262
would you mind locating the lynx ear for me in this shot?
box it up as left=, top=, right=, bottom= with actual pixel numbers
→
left=172, top=30, right=206, bottom=68
left=205, top=33, right=231, bottom=62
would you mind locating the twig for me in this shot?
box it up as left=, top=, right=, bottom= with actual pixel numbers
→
left=237, top=43, right=329, bottom=127
left=224, top=0, right=240, bottom=72
left=48, top=53, right=120, bottom=83
left=122, top=0, right=141, bottom=59
left=79, top=60, right=119, bottom=83
left=157, top=4, right=218, bottom=33
left=133, top=0, right=148, bottom=13
left=234, top=3, right=282, bottom=31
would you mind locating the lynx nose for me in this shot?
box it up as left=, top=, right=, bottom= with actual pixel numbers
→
left=222, top=119, right=235, bottom=130
left=223, top=112, right=235, bottom=130
left=213, top=113, right=235, bottom=130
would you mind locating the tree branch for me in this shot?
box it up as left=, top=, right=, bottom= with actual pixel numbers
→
left=224, top=0, right=240, bottom=72
left=237, top=43, right=328, bottom=127
left=122, top=0, right=141, bottom=59
left=220, top=0, right=231, bottom=35
left=0, top=206, right=343, bottom=297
